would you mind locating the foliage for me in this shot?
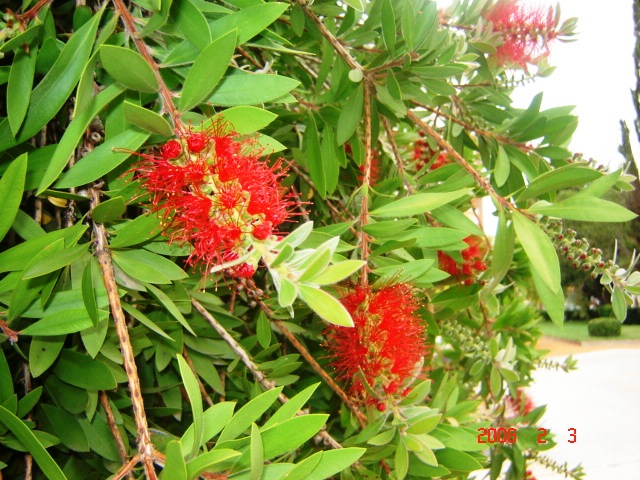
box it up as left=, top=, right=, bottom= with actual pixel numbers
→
left=0, top=0, right=637, bottom=479
left=587, top=318, right=622, bottom=337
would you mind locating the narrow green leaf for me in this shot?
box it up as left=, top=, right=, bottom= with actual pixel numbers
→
left=145, top=284, right=196, bottom=335
left=161, top=440, right=188, bottom=480
left=395, top=440, right=409, bottom=480
left=489, top=366, right=502, bottom=397
left=11, top=209, right=46, bottom=240
left=8, top=47, right=38, bottom=136
left=527, top=196, right=638, bottom=222
left=305, top=114, right=325, bottom=197
left=171, top=0, right=211, bottom=50
left=0, top=405, right=68, bottom=480
left=81, top=318, right=109, bottom=358
left=263, top=383, right=319, bottom=430
left=260, top=415, right=328, bottom=459
left=208, top=70, right=300, bottom=106
left=56, top=129, right=150, bottom=188
left=250, top=424, right=264, bottom=480
left=210, top=3, right=288, bottom=44
left=0, top=349, right=14, bottom=402
left=0, top=153, right=28, bottom=242
left=336, top=84, right=363, bottom=145
left=217, top=387, right=283, bottom=443
left=276, top=222, right=313, bottom=250
left=381, top=0, right=396, bottom=57
left=52, top=350, right=117, bottom=390
left=114, top=249, right=187, bottom=282
left=612, top=286, right=627, bottom=321
left=531, top=267, right=564, bottom=326
left=282, top=448, right=365, bottom=480
left=512, top=211, right=561, bottom=294
left=297, top=284, right=353, bottom=327
left=123, top=101, right=173, bottom=136
left=256, top=311, right=271, bottom=348
left=309, top=260, right=366, bottom=286
left=344, top=0, right=365, bottom=11
left=121, top=302, right=174, bottom=341
left=37, top=83, right=124, bottom=194
left=22, top=311, right=92, bottom=338
left=277, top=277, right=297, bottom=308
left=186, top=450, right=241, bottom=478
left=40, top=404, right=90, bottom=452
left=370, top=189, right=472, bottom=217
left=22, top=243, right=88, bottom=279
left=109, top=211, right=162, bottom=248
left=516, top=165, right=603, bottom=201
left=0, top=12, right=102, bottom=152
left=82, top=259, right=100, bottom=326
left=180, top=30, right=237, bottom=112
left=494, top=145, right=510, bottom=187
left=100, top=45, right=159, bottom=93
left=181, top=402, right=236, bottom=456
left=177, top=354, right=204, bottom=459
left=0, top=25, right=42, bottom=54
left=487, top=212, right=514, bottom=289
left=299, top=247, right=332, bottom=282
left=215, top=106, right=277, bottom=134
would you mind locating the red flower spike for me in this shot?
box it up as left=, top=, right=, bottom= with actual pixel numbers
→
left=438, top=235, right=488, bottom=284
left=325, top=284, right=426, bottom=406
left=485, top=0, right=558, bottom=68
left=135, top=121, right=297, bottom=275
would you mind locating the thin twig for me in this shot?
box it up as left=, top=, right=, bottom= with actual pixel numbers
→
left=112, top=455, right=140, bottom=480
left=100, top=392, right=132, bottom=477
left=90, top=185, right=157, bottom=480
left=359, top=84, right=373, bottom=286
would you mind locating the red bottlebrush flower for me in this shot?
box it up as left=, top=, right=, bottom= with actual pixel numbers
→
left=136, top=122, right=297, bottom=275
left=438, top=235, right=487, bottom=282
left=484, top=0, right=558, bottom=68
left=357, top=151, right=382, bottom=186
left=324, top=284, right=426, bottom=406
left=506, top=388, right=536, bottom=417
left=429, top=152, right=450, bottom=170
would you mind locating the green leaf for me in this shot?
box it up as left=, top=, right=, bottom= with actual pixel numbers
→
left=208, top=70, right=300, bottom=106
left=299, top=248, right=332, bottom=282
left=489, top=366, right=502, bottom=397
left=109, top=211, right=162, bottom=248
left=304, top=114, right=325, bottom=197
left=276, top=221, right=314, bottom=249
left=0, top=12, right=102, bottom=152
left=145, top=284, right=196, bottom=335
left=0, top=25, right=42, bottom=54
left=435, top=448, right=483, bottom=472
left=7, top=47, right=38, bottom=136
left=161, top=440, right=188, bottom=480
left=395, top=440, right=409, bottom=480
left=56, top=129, right=150, bottom=188
left=100, top=45, right=158, bottom=93
left=11, top=209, right=46, bottom=240
left=512, top=211, right=561, bottom=294
left=210, top=3, right=288, bottom=44
left=37, top=83, right=125, bottom=194
left=177, top=354, right=204, bottom=459
left=344, top=0, right=365, bottom=11
left=531, top=267, right=564, bottom=326
left=309, top=260, right=366, bottom=285
left=186, top=450, right=241, bottom=478
left=123, top=101, right=173, bottom=136
left=53, top=349, right=117, bottom=390
left=527, top=196, right=638, bottom=223
left=181, top=402, right=236, bottom=455
left=216, top=106, right=277, bottom=134
left=516, top=165, right=603, bottom=201
left=282, top=448, right=365, bottom=480
left=0, top=349, right=14, bottom=402
left=28, top=335, right=65, bottom=377
left=81, top=318, right=109, bottom=358
left=217, top=387, right=283, bottom=443
left=93, top=196, right=127, bottom=224
left=370, top=189, right=472, bottom=217
left=171, top=0, right=211, bottom=50
left=0, top=153, right=28, bottom=242
left=40, top=404, right=89, bottom=452
left=381, top=0, right=396, bottom=56
left=250, top=424, right=264, bottom=480
left=487, top=212, right=514, bottom=289
left=113, top=249, right=187, bottom=284
left=494, top=145, right=510, bottom=187
left=260, top=415, right=328, bottom=459
left=612, top=286, right=627, bottom=321
left=263, top=383, right=319, bottom=430
left=22, top=243, right=88, bottom=279
left=277, top=277, right=297, bottom=308
left=180, top=30, right=237, bottom=112
left=0, top=405, right=68, bottom=480
left=336, top=84, right=363, bottom=145
left=256, top=311, right=272, bottom=348
left=121, top=302, right=174, bottom=341
left=297, top=284, right=353, bottom=327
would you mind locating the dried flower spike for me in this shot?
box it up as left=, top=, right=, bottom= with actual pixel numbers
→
left=324, top=284, right=426, bottom=406
left=136, top=121, right=296, bottom=276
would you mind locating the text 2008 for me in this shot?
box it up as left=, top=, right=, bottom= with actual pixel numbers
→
left=477, top=427, right=577, bottom=444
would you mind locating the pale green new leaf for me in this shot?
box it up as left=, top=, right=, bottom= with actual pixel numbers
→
left=370, top=189, right=471, bottom=217
left=297, top=284, right=353, bottom=327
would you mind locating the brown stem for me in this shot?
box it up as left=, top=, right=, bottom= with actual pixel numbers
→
left=0, top=317, right=19, bottom=343
left=90, top=185, right=156, bottom=479
left=111, top=0, right=182, bottom=131
left=112, top=455, right=140, bottom=480
left=100, top=392, right=132, bottom=477
left=20, top=0, right=51, bottom=21
left=191, top=298, right=346, bottom=448
left=358, top=84, right=373, bottom=287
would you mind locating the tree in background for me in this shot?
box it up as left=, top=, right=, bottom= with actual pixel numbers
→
left=0, top=1, right=637, bottom=479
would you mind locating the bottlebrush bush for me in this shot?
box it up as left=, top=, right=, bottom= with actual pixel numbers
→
left=0, top=1, right=638, bottom=479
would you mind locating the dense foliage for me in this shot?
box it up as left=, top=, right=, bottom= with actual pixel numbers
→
left=0, top=0, right=638, bottom=479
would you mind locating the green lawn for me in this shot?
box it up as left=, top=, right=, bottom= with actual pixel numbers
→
left=539, top=321, right=640, bottom=342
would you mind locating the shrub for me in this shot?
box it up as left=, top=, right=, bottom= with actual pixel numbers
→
left=588, top=317, right=622, bottom=337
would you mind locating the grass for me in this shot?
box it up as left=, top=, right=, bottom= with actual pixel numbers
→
left=539, top=320, right=640, bottom=342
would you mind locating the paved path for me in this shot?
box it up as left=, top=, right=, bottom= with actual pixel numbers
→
left=526, top=339, right=640, bottom=479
